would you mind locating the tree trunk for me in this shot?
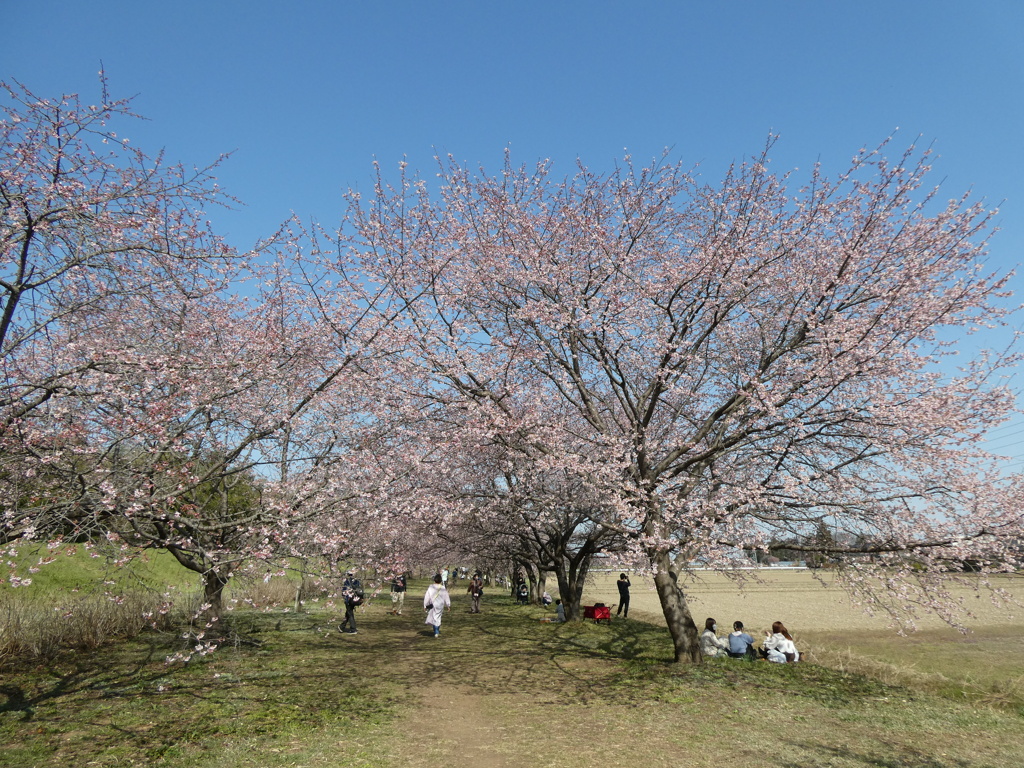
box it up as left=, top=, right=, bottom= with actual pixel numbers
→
left=652, top=551, right=701, bottom=663
left=525, top=566, right=538, bottom=604
left=553, top=556, right=589, bottom=620
left=202, top=570, right=230, bottom=623
left=536, top=571, right=548, bottom=602
left=293, top=558, right=309, bottom=613
left=554, top=569, right=577, bottom=620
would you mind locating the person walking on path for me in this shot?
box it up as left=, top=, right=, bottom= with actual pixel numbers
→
left=468, top=572, right=484, bottom=613
left=390, top=572, right=407, bottom=615
left=340, top=571, right=363, bottom=634
left=424, top=574, right=451, bottom=637
left=616, top=573, right=631, bottom=618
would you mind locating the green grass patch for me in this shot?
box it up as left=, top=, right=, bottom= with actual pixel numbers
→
left=3, top=544, right=200, bottom=595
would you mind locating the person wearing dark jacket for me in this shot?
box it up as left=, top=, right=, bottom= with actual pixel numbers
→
left=616, top=573, right=631, bottom=618
left=340, top=571, right=362, bottom=634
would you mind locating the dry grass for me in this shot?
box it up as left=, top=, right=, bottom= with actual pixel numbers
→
left=0, top=590, right=191, bottom=664
left=582, top=569, right=1024, bottom=632
left=583, top=568, right=1024, bottom=709
left=0, top=567, right=325, bottom=665
left=227, top=573, right=318, bottom=610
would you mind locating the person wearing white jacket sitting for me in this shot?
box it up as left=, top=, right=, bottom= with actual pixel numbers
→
left=699, top=617, right=730, bottom=658
left=760, top=621, right=800, bottom=662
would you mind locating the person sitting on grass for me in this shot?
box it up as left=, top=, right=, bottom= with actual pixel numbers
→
left=699, top=617, right=729, bottom=658
left=555, top=599, right=566, bottom=622
left=759, top=621, right=800, bottom=663
left=727, top=620, right=756, bottom=659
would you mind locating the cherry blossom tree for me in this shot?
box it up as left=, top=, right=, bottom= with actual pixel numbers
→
left=1, top=78, right=248, bottom=572
left=423, top=438, right=626, bottom=618
left=0, top=77, right=238, bottom=427
left=8, top=77, right=1021, bottom=666
left=345, top=145, right=1023, bottom=662
left=0, top=82, right=404, bottom=637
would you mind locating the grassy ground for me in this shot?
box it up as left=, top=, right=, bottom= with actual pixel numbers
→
left=5, top=545, right=201, bottom=595
left=2, top=582, right=1023, bottom=768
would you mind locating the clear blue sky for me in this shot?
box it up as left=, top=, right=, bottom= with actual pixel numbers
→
left=5, top=1, right=1024, bottom=462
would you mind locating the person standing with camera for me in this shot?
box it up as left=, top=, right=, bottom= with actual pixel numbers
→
left=616, top=573, right=631, bottom=618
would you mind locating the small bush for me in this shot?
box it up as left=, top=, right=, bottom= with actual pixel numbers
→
left=228, top=574, right=331, bottom=611
left=0, top=589, right=198, bottom=666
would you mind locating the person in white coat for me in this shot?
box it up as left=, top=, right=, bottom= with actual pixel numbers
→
left=424, top=573, right=451, bottom=637
left=760, top=620, right=800, bottom=662
left=699, top=617, right=729, bottom=658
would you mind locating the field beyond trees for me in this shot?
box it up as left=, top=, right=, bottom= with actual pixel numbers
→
left=588, top=570, right=1024, bottom=706
left=2, top=572, right=1022, bottom=768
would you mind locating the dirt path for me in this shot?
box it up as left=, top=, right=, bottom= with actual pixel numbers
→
left=354, top=602, right=611, bottom=768
left=395, top=683, right=515, bottom=768
left=351, top=611, right=522, bottom=767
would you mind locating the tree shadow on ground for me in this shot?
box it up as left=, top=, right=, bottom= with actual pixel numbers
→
left=0, top=593, right=941, bottom=767
left=0, top=634, right=176, bottom=722
left=0, top=611, right=401, bottom=763
left=783, top=740, right=972, bottom=768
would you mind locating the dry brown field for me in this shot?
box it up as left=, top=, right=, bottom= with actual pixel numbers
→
left=581, top=569, right=1024, bottom=701
left=582, top=569, right=1024, bottom=631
